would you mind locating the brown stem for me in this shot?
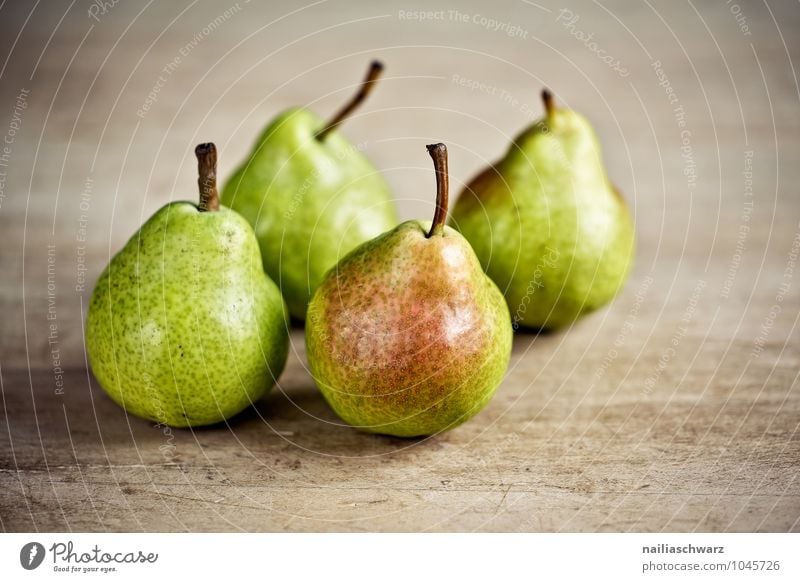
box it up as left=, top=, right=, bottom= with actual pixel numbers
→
left=426, top=143, right=449, bottom=238
left=315, top=60, right=384, bottom=141
left=541, top=88, right=555, bottom=116
left=195, top=143, right=219, bottom=212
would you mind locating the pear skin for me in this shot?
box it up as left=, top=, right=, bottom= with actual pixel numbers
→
left=450, top=90, right=635, bottom=330
left=222, top=62, right=398, bottom=320
left=87, top=144, right=289, bottom=427
left=306, top=144, right=512, bottom=437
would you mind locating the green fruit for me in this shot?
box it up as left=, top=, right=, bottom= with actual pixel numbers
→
left=87, top=144, right=289, bottom=427
left=306, top=143, right=512, bottom=437
left=222, top=61, right=398, bottom=320
left=450, top=90, right=635, bottom=330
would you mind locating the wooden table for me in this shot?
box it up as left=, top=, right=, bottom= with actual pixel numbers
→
left=1, top=0, right=798, bottom=532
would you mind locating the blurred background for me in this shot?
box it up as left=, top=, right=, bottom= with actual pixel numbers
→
left=0, top=0, right=798, bottom=531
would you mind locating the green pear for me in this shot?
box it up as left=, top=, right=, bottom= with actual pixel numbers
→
left=450, top=90, right=635, bottom=330
left=222, top=61, right=398, bottom=320
left=306, top=143, right=512, bottom=437
left=86, top=143, right=289, bottom=427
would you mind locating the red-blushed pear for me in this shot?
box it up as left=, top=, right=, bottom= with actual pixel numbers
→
left=305, top=143, right=512, bottom=437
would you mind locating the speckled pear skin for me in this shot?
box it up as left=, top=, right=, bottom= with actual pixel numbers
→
left=306, top=221, right=512, bottom=437
left=450, top=101, right=635, bottom=330
left=221, top=108, right=398, bottom=320
left=86, top=202, right=289, bottom=427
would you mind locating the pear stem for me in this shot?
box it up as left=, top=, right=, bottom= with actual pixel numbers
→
left=426, top=143, right=449, bottom=238
left=541, top=88, right=555, bottom=116
left=315, top=60, right=384, bottom=141
left=195, top=143, right=219, bottom=212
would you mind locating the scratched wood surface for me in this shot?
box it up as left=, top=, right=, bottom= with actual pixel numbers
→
left=0, top=0, right=798, bottom=532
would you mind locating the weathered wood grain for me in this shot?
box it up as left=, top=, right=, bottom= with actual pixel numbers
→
left=1, top=0, right=799, bottom=531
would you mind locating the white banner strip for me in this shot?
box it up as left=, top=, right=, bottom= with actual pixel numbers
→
left=1, top=533, right=796, bottom=581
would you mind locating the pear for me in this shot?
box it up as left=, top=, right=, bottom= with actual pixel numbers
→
left=222, top=61, right=398, bottom=320
left=306, top=143, right=512, bottom=437
left=450, top=90, right=635, bottom=330
left=86, top=143, right=289, bottom=427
